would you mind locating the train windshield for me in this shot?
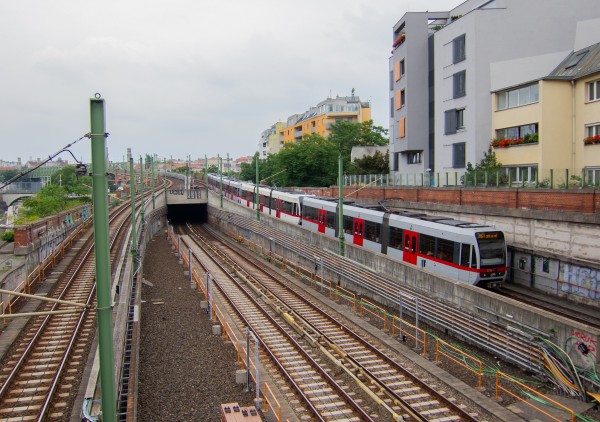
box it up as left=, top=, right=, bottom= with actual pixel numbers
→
left=476, top=231, right=505, bottom=267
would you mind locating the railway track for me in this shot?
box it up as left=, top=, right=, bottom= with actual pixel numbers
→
left=185, top=223, right=482, bottom=421
left=494, top=285, right=600, bottom=330
left=0, top=203, right=132, bottom=421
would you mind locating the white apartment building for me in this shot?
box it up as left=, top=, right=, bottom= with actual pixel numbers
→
left=389, top=0, right=600, bottom=183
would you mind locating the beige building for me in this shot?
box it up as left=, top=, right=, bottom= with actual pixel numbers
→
left=491, top=37, right=600, bottom=187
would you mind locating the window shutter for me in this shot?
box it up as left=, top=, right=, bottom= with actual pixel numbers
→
left=395, top=90, right=401, bottom=110
left=399, top=117, right=406, bottom=138
left=445, top=109, right=457, bottom=134
left=394, top=61, right=400, bottom=81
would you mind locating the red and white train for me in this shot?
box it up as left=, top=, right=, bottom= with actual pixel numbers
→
left=208, top=174, right=507, bottom=287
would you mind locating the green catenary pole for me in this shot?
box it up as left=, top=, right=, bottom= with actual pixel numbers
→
left=89, top=94, right=117, bottom=422
left=205, top=154, right=208, bottom=199
left=338, top=153, right=345, bottom=256
left=218, top=154, right=223, bottom=208
left=255, top=152, right=260, bottom=221
left=128, top=150, right=137, bottom=273
left=151, top=155, right=155, bottom=209
left=139, top=156, right=145, bottom=224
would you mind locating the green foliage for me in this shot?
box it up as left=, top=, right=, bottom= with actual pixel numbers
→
left=1, top=230, right=14, bottom=242
left=352, top=150, right=390, bottom=175
left=50, top=165, right=92, bottom=197
left=463, top=148, right=503, bottom=186
left=19, top=182, right=90, bottom=222
left=239, top=120, right=389, bottom=188
left=0, top=169, right=19, bottom=183
left=206, top=165, right=218, bottom=174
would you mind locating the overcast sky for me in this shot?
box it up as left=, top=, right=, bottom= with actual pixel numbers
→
left=1, top=0, right=460, bottom=164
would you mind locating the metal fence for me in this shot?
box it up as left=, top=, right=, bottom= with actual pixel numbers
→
left=346, top=168, right=600, bottom=189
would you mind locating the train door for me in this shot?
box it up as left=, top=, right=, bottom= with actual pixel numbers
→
left=317, top=209, right=327, bottom=233
left=245, top=191, right=251, bottom=207
left=259, top=194, right=264, bottom=212
left=275, top=198, right=282, bottom=218
left=403, top=230, right=418, bottom=265
left=353, top=218, right=364, bottom=247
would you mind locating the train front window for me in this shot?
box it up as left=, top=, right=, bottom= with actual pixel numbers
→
left=476, top=232, right=505, bottom=267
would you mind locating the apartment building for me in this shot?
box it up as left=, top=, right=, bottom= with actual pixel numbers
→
left=389, top=0, right=600, bottom=182
left=259, top=122, right=286, bottom=158
left=258, top=94, right=371, bottom=154
left=491, top=32, right=600, bottom=186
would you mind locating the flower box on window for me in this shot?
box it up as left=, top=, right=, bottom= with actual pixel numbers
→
left=583, top=135, right=600, bottom=145
left=393, top=34, right=406, bottom=48
left=491, top=133, right=538, bottom=148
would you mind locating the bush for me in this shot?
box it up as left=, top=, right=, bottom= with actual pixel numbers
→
left=2, top=230, right=14, bottom=242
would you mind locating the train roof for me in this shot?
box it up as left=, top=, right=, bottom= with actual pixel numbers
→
left=389, top=208, right=491, bottom=229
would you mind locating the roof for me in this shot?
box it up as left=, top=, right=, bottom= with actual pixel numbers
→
left=547, top=41, right=600, bottom=80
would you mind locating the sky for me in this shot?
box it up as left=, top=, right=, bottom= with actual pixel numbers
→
left=0, top=0, right=460, bottom=165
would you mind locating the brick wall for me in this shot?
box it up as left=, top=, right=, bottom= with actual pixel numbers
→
left=304, top=186, right=598, bottom=214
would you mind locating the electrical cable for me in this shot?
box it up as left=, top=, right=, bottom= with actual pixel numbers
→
left=0, top=134, right=89, bottom=190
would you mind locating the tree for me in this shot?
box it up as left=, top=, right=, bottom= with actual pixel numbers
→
left=50, top=165, right=92, bottom=197
left=353, top=150, right=390, bottom=175
left=328, top=120, right=389, bottom=171
left=275, top=134, right=338, bottom=187
left=0, top=169, right=19, bottom=183
left=463, top=148, right=503, bottom=186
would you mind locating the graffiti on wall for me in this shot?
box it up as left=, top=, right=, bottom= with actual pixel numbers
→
left=560, top=264, right=600, bottom=300
left=569, top=329, right=597, bottom=361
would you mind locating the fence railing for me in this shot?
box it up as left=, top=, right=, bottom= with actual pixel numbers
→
left=346, top=168, right=600, bottom=189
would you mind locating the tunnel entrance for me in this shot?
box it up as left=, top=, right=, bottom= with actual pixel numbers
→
left=167, top=203, right=207, bottom=224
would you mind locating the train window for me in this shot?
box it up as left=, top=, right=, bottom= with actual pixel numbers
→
left=471, top=247, right=478, bottom=268
left=364, top=220, right=381, bottom=243
left=343, top=215, right=353, bottom=234
left=326, top=212, right=335, bottom=229
left=389, top=226, right=403, bottom=250
left=460, top=244, right=471, bottom=266
left=419, top=234, right=435, bottom=256
left=436, top=238, right=455, bottom=262
left=303, top=206, right=317, bottom=221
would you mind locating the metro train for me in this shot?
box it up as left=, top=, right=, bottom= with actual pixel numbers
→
left=207, top=174, right=507, bottom=287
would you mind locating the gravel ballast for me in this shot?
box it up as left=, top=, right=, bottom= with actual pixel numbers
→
left=138, top=234, right=255, bottom=421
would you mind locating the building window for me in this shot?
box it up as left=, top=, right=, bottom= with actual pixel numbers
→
left=393, top=152, right=400, bottom=171
left=407, top=151, right=422, bottom=164
left=452, top=142, right=465, bottom=168
left=444, top=108, right=465, bottom=134
left=453, top=34, right=466, bottom=63
left=587, top=123, right=600, bottom=137
left=400, top=89, right=405, bottom=107
left=503, top=166, right=538, bottom=184
left=497, top=82, right=539, bottom=110
left=453, top=70, right=466, bottom=99
left=400, top=59, right=405, bottom=76
left=589, top=80, right=600, bottom=101
left=390, top=97, right=394, bottom=117
left=586, top=167, right=600, bottom=186
left=389, top=70, right=394, bottom=90
left=496, top=123, right=538, bottom=140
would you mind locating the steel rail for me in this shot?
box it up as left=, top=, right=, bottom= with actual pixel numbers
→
left=0, top=203, right=131, bottom=415
left=203, top=223, right=478, bottom=422
left=185, top=225, right=373, bottom=421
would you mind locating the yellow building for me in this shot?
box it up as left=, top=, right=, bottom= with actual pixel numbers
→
left=491, top=42, right=600, bottom=186
left=278, top=94, right=371, bottom=147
